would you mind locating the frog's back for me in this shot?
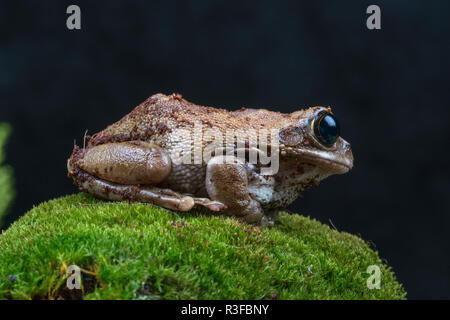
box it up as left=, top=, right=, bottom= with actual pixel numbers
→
left=88, top=93, right=294, bottom=147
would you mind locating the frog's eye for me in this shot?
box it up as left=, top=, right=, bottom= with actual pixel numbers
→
left=312, top=111, right=340, bottom=147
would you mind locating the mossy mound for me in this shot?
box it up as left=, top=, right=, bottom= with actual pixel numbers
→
left=0, top=193, right=405, bottom=299
left=0, top=123, right=14, bottom=226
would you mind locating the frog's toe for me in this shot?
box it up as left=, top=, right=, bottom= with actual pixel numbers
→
left=240, top=199, right=264, bottom=224
left=175, top=196, right=195, bottom=211
left=258, top=215, right=275, bottom=228
left=193, top=197, right=227, bottom=212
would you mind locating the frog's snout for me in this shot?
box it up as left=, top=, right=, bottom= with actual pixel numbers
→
left=339, top=138, right=354, bottom=170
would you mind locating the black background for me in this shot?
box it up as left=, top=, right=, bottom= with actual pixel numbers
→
left=0, top=1, right=449, bottom=299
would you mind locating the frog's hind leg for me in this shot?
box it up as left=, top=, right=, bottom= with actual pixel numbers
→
left=68, top=168, right=226, bottom=211
left=67, top=141, right=226, bottom=212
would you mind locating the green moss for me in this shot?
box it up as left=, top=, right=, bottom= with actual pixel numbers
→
left=0, top=123, right=14, bottom=226
left=0, top=193, right=406, bottom=300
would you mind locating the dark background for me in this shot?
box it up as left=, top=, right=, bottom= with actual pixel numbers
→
left=0, top=0, right=449, bottom=299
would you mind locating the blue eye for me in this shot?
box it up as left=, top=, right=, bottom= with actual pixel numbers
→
left=313, top=112, right=340, bottom=147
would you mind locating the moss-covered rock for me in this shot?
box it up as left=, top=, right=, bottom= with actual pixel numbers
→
left=0, top=123, right=14, bottom=226
left=0, top=193, right=405, bottom=299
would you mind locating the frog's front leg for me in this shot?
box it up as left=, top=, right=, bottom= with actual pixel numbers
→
left=206, top=155, right=271, bottom=226
left=67, top=141, right=226, bottom=212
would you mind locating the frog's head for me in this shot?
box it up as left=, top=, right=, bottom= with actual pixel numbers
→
left=278, top=107, right=354, bottom=175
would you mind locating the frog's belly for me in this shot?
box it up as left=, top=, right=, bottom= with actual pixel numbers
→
left=248, top=166, right=325, bottom=210
left=162, top=162, right=322, bottom=210
left=162, top=163, right=208, bottom=196
left=248, top=180, right=301, bottom=210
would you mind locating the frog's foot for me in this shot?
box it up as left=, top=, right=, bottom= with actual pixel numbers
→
left=67, top=141, right=226, bottom=212
left=205, top=155, right=266, bottom=226
left=155, top=187, right=227, bottom=211
left=263, top=209, right=279, bottom=228
left=68, top=167, right=226, bottom=212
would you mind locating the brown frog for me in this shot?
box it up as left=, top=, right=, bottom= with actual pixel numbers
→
left=67, top=93, right=353, bottom=227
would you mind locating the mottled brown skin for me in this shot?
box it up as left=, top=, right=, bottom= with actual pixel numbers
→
left=67, top=93, right=354, bottom=227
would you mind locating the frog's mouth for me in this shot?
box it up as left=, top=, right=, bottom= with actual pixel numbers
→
left=280, top=148, right=353, bottom=174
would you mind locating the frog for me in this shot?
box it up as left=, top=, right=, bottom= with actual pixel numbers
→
left=67, top=93, right=353, bottom=227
